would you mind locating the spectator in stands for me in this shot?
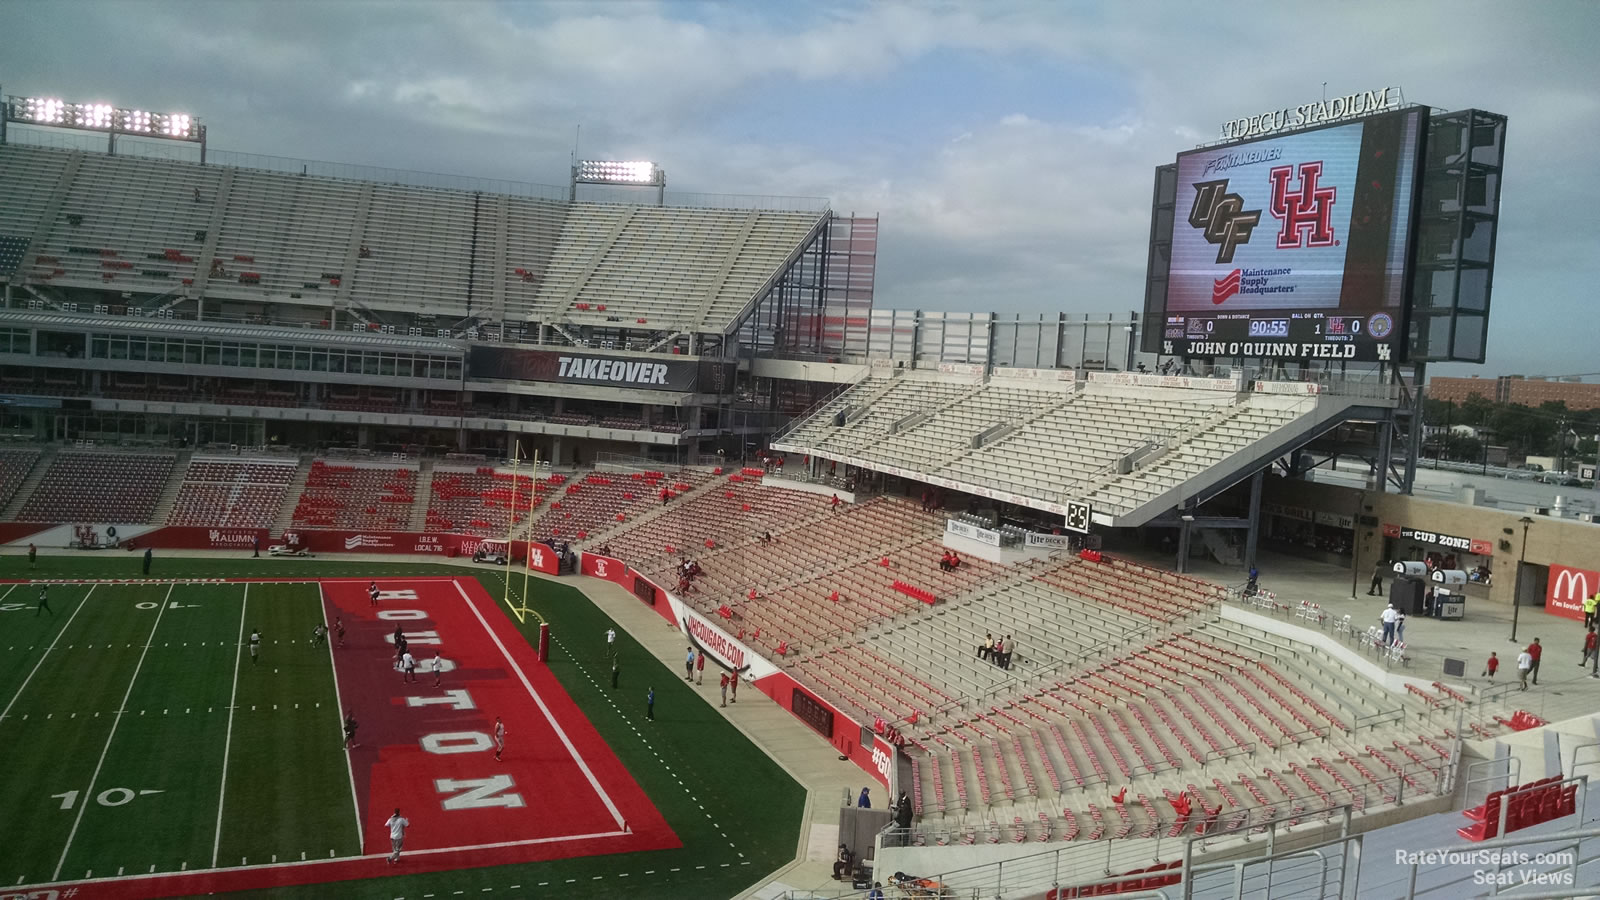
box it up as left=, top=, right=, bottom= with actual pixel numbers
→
left=991, top=635, right=1004, bottom=666
left=940, top=551, right=954, bottom=573
left=760, top=531, right=772, bottom=544
left=1380, top=603, right=1399, bottom=645
left=660, top=487, right=672, bottom=506
left=949, top=552, right=961, bottom=570
left=857, top=787, right=872, bottom=809
left=832, top=844, right=854, bottom=880
left=868, top=883, right=885, bottom=900
left=1367, top=559, right=1387, bottom=596
left=830, top=493, right=841, bottom=511
left=677, top=575, right=692, bottom=594
left=1527, top=638, right=1542, bottom=685
left=359, top=244, right=372, bottom=259
left=976, top=633, right=994, bottom=660
left=999, top=635, right=1014, bottom=670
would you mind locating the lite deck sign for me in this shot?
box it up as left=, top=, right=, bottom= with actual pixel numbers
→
left=1219, top=87, right=1399, bottom=141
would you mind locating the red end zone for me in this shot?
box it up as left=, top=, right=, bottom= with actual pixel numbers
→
left=46, top=577, right=676, bottom=899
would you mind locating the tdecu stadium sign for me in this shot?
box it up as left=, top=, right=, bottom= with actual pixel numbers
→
left=1219, top=87, right=1400, bottom=141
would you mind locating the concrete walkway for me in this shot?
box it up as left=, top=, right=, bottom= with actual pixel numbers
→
left=1124, top=544, right=1600, bottom=727
left=571, top=575, right=870, bottom=899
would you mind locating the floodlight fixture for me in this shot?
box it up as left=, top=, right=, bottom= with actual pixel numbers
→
left=571, top=158, right=666, bottom=206
left=574, top=159, right=663, bottom=186
left=2, top=90, right=206, bottom=159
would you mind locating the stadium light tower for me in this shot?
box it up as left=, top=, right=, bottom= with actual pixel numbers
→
left=1, top=88, right=207, bottom=161
left=571, top=159, right=665, bottom=206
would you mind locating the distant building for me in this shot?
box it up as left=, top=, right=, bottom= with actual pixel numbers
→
left=1429, top=375, right=1600, bottom=411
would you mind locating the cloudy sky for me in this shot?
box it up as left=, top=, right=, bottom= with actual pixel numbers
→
left=6, top=0, right=1597, bottom=377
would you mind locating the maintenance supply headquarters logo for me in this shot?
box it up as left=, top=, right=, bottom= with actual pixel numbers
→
left=1191, top=161, right=1337, bottom=304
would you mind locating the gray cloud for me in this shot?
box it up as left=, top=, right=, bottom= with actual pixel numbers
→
left=5, top=0, right=1596, bottom=375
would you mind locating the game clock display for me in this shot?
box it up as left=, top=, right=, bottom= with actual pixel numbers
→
left=1164, top=311, right=1396, bottom=359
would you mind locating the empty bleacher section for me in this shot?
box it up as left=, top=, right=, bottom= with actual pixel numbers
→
left=776, top=372, right=1325, bottom=526
left=165, top=457, right=297, bottom=528
left=15, top=451, right=176, bottom=523
left=0, top=447, right=43, bottom=509
left=289, top=460, right=417, bottom=531
left=423, top=467, right=707, bottom=540
left=0, top=143, right=825, bottom=332
left=25, top=150, right=223, bottom=294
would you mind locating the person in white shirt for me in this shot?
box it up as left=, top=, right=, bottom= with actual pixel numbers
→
left=1380, top=605, right=1399, bottom=646
left=431, top=653, right=443, bottom=687
left=1516, top=650, right=1533, bottom=691
left=249, top=629, right=263, bottom=665
left=606, top=627, right=617, bottom=657
left=401, top=651, right=417, bottom=683
left=493, top=716, right=507, bottom=761
left=385, top=808, right=409, bottom=864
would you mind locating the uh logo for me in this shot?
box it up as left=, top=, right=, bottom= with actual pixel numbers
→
left=1269, top=161, right=1337, bottom=249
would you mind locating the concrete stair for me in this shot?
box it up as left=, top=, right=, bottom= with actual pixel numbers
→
left=407, top=458, right=436, bottom=531
left=270, top=455, right=314, bottom=536
left=0, top=445, right=57, bottom=520
left=146, top=450, right=194, bottom=524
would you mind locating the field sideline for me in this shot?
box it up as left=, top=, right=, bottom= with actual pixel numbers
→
left=0, top=555, right=805, bottom=899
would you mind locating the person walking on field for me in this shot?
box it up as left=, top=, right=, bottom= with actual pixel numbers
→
left=493, top=716, right=506, bottom=761
left=344, top=710, right=360, bottom=748
left=369, top=580, right=380, bottom=607
left=684, top=646, right=695, bottom=681
left=432, top=653, right=443, bottom=687
left=646, top=686, right=655, bottom=721
left=401, top=651, right=417, bottom=683
left=1517, top=648, right=1533, bottom=691
left=695, top=649, right=706, bottom=685
left=385, top=809, right=409, bottom=865
left=35, top=585, right=51, bottom=617
left=334, top=617, right=346, bottom=648
left=142, top=547, right=152, bottom=576
left=249, top=628, right=262, bottom=664
left=730, top=670, right=738, bottom=703
left=27, top=542, right=36, bottom=569
left=719, top=671, right=730, bottom=707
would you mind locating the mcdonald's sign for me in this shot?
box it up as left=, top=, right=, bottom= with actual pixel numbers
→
left=1546, top=564, right=1597, bottom=622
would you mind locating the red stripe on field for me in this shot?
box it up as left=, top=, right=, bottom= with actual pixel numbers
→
left=43, top=577, right=677, bottom=899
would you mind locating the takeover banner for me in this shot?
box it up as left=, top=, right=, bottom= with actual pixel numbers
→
left=1546, top=564, right=1598, bottom=622
left=468, top=346, right=735, bottom=394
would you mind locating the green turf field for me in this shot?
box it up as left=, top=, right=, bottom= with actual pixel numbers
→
left=0, top=554, right=805, bottom=899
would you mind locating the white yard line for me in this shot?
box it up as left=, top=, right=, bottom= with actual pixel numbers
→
left=19, top=827, right=631, bottom=893
left=210, top=583, right=249, bottom=868
left=52, top=583, right=175, bottom=881
left=319, top=581, right=366, bottom=852
left=454, top=579, right=627, bottom=830
left=0, top=585, right=97, bottom=723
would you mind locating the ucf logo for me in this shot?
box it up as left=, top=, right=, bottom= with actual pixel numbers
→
left=1189, top=179, right=1261, bottom=264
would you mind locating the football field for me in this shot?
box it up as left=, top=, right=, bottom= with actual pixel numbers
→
left=0, top=579, right=357, bottom=888
left=0, top=557, right=804, bottom=899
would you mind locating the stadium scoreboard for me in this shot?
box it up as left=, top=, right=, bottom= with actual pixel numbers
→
left=1143, top=106, right=1428, bottom=363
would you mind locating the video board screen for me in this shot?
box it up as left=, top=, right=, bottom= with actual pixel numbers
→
left=1144, top=107, right=1425, bottom=362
